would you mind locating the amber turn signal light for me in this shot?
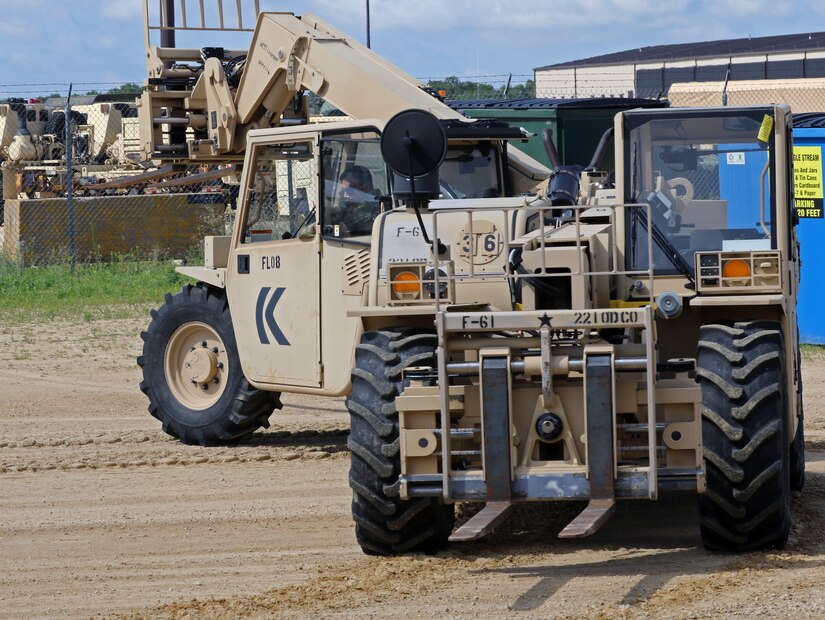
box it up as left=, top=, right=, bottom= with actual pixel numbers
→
left=722, top=259, right=751, bottom=278
left=391, top=271, right=420, bottom=295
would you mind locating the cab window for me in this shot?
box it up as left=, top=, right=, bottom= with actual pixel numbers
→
left=241, top=141, right=317, bottom=243
left=321, top=131, right=389, bottom=239
left=625, top=110, right=776, bottom=275
left=439, top=144, right=502, bottom=199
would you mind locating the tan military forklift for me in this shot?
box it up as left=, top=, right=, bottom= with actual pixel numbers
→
left=134, top=2, right=548, bottom=441
left=341, top=105, right=803, bottom=553
left=135, top=3, right=803, bottom=551
left=140, top=100, right=803, bottom=552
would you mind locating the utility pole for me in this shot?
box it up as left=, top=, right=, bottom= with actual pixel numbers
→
left=366, top=0, right=371, bottom=49
left=161, top=0, right=175, bottom=48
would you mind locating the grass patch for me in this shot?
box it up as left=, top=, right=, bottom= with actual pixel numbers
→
left=0, top=260, right=190, bottom=324
left=801, top=343, right=825, bottom=360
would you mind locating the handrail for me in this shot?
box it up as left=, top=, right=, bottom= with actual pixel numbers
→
left=759, top=158, right=771, bottom=238
left=144, top=0, right=260, bottom=42
left=430, top=201, right=657, bottom=314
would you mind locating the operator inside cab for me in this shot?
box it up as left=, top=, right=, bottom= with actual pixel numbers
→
left=324, top=164, right=383, bottom=237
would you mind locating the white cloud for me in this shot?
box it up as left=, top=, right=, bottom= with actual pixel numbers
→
left=0, top=0, right=823, bottom=90
left=704, top=0, right=792, bottom=18
left=100, top=0, right=142, bottom=21
left=0, top=19, right=26, bottom=37
left=308, top=0, right=695, bottom=33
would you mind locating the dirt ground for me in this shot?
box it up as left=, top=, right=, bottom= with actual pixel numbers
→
left=2, top=317, right=825, bottom=619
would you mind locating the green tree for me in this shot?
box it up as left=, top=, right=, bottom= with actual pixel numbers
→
left=426, top=76, right=535, bottom=101
left=505, top=79, right=535, bottom=99
left=107, top=82, right=144, bottom=95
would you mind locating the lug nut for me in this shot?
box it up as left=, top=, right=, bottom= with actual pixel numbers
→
left=212, top=378, right=220, bottom=384
left=189, top=346, right=196, bottom=352
left=200, top=341, right=207, bottom=348
left=216, top=362, right=224, bottom=369
left=185, top=362, right=191, bottom=368
left=201, top=384, right=209, bottom=391
left=212, top=347, right=219, bottom=354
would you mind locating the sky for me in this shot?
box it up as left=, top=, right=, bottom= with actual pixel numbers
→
left=2, top=0, right=825, bottom=96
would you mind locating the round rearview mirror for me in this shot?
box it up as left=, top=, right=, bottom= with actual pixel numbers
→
left=380, top=109, right=447, bottom=178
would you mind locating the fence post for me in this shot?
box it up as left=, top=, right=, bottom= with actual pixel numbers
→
left=722, top=66, right=730, bottom=107
left=66, top=83, right=75, bottom=272
left=286, top=161, right=294, bottom=220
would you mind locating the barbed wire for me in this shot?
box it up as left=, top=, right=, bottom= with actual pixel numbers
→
left=0, top=82, right=140, bottom=88
left=415, top=74, right=534, bottom=80
left=0, top=75, right=538, bottom=90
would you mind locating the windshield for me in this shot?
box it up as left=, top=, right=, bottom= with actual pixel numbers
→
left=625, top=110, right=776, bottom=275
left=439, top=144, right=502, bottom=199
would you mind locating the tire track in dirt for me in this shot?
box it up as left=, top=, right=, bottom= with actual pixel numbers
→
left=3, top=318, right=825, bottom=619
left=115, top=555, right=491, bottom=620
left=0, top=368, right=138, bottom=395
left=0, top=461, right=356, bottom=619
left=117, top=458, right=825, bottom=620
left=0, top=428, right=350, bottom=473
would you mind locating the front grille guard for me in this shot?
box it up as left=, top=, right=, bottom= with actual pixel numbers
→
left=429, top=200, right=656, bottom=313
left=424, top=201, right=659, bottom=503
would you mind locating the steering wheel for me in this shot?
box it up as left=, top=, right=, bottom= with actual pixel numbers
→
left=666, top=177, right=694, bottom=206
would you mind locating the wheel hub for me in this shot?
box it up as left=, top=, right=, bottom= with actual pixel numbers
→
left=185, top=346, right=219, bottom=384
left=164, top=322, right=230, bottom=410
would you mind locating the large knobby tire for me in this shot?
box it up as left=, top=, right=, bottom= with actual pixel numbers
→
left=137, top=283, right=281, bottom=446
left=790, top=410, right=805, bottom=492
left=347, top=328, right=455, bottom=555
left=790, top=331, right=805, bottom=492
left=697, top=320, right=791, bottom=551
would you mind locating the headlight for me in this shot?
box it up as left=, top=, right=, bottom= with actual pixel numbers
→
left=386, top=262, right=455, bottom=305
left=391, top=270, right=421, bottom=299
left=695, top=251, right=781, bottom=293
left=423, top=268, right=449, bottom=299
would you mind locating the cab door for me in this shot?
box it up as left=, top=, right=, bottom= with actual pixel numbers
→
left=226, top=135, right=322, bottom=388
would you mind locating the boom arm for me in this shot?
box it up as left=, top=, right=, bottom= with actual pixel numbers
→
left=139, top=11, right=463, bottom=160
left=138, top=5, right=548, bottom=187
left=237, top=14, right=467, bottom=126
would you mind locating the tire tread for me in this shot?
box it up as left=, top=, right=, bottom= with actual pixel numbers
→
left=697, top=321, right=791, bottom=551
left=348, top=328, right=454, bottom=555
left=137, top=283, right=281, bottom=446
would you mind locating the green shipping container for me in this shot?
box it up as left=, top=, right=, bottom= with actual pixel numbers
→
left=449, top=98, right=667, bottom=170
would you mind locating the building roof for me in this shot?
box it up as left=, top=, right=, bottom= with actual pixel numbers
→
left=447, top=97, right=665, bottom=110
left=536, top=31, right=825, bottom=71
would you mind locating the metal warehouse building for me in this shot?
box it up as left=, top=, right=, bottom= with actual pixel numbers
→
left=535, top=31, right=825, bottom=99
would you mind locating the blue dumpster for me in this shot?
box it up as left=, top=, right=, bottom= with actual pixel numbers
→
left=715, top=117, right=824, bottom=343
left=793, top=116, right=825, bottom=343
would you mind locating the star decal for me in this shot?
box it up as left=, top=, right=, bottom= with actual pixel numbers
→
left=538, top=313, right=552, bottom=327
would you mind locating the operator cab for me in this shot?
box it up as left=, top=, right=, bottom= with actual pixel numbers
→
left=238, top=120, right=527, bottom=244
left=623, top=107, right=782, bottom=279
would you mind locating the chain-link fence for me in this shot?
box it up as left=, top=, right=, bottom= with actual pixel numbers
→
left=0, top=77, right=534, bottom=268
left=5, top=73, right=825, bottom=267
left=1, top=85, right=235, bottom=267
